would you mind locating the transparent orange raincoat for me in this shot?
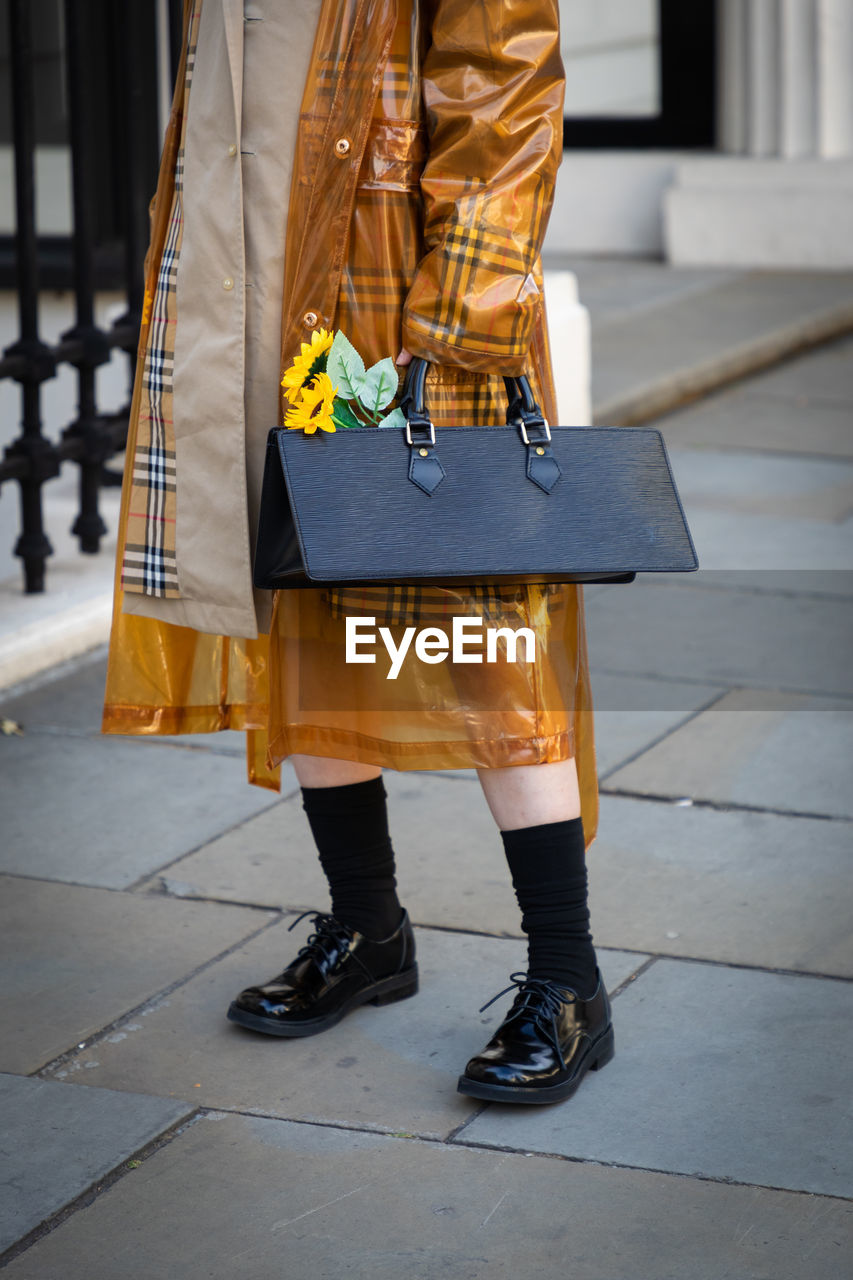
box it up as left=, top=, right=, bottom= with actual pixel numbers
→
left=102, top=0, right=599, bottom=843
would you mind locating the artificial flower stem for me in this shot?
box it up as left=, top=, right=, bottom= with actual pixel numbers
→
left=347, top=401, right=380, bottom=426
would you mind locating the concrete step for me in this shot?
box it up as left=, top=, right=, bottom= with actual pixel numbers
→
left=546, top=256, right=853, bottom=425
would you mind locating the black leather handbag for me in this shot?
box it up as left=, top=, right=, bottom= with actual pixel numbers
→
left=253, top=357, right=697, bottom=590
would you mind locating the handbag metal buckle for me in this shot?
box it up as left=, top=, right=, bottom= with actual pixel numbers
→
left=518, top=419, right=551, bottom=446
left=405, top=419, right=436, bottom=447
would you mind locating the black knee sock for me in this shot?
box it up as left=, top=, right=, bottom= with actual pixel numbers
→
left=301, top=776, right=403, bottom=941
left=500, top=817, right=599, bottom=999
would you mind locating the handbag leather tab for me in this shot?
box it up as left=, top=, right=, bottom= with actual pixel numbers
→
left=408, top=443, right=446, bottom=494
left=526, top=444, right=561, bottom=493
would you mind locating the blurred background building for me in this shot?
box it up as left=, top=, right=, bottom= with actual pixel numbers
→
left=3, top=1, right=851, bottom=271
left=551, top=0, right=853, bottom=266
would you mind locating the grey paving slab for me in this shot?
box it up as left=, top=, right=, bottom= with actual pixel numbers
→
left=0, top=730, right=280, bottom=888
left=590, top=671, right=725, bottom=713
left=137, top=772, right=527, bottom=935
left=667, top=447, right=853, bottom=568
left=0, top=647, right=277, bottom=761
left=463, top=958, right=853, bottom=1199
left=595, top=710, right=715, bottom=778
left=669, top=448, right=853, bottom=523
left=651, top=568, right=853, bottom=598
left=135, top=790, right=336, bottom=909
left=659, top=384, right=853, bottom=459
left=744, top=332, right=853, bottom=405
left=607, top=689, right=853, bottom=818
left=718, top=511, right=853, bottom=571
left=0, top=875, right=276, bottom=1074
left=590, top=795, right=853, bottom=975
left=138, top=770, right=660, bottom=939
left=0, top=647, right=111, bottom=730
left=585, top=577, right=853, bottom=696
left=0, top=1073, right=192, bottom=1255
left=6, top=1111, right=851, bottom=1280
left=676, top=507, right=853, bottom=571
left=44, top=926, right=645, bottom=1141
left=590, top=672, right=724, bottom=776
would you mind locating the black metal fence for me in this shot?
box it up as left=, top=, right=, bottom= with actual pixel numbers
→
left=0, top=0, right=179, bottom=593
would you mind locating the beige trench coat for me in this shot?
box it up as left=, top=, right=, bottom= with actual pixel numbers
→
left=122, top=0, right=322, bottom=638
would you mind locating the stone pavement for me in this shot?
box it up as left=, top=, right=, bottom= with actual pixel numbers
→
left=1, top=307, right=853, bottom=1276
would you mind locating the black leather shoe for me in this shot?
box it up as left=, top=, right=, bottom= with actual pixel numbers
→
left=226, top=909, right=418, bottom=1037
left=457, top=968, right=614, bottom=1104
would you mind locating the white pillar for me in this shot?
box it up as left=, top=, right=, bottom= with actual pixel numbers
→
left=719, top=0, right=853, bottom=159
left=156, top=0, right=174, bottom=145
left=745, top=0, right=781, bottom=156
left=778, top=0, right=817, bottom=158
left=664, top=0, right=853, bottom=266
left=543, top=272, right=591, bottom=427
left=817, top=0, right=853, bottom=157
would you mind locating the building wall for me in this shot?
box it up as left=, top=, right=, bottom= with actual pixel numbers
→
left=550, top=0, right=853, bottom=264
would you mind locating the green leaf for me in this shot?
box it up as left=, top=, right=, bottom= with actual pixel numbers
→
left=331, top=398, right=363, bottom=429
left=326, top=330, right=365, bottom=400
left=377, top=406, right=407, bottom=430
left=359, top=358, right=400, bottom=414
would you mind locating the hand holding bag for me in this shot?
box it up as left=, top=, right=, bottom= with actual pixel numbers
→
left=253, top=357, right=698, bottom=590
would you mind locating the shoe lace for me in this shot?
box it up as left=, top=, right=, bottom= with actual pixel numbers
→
left=287, top=910, right=354, bottom=971
left=478, top=972, right=578, bottom=1070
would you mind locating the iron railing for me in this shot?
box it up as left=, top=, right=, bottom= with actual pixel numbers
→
left=0, top=0, right=179, bottom=593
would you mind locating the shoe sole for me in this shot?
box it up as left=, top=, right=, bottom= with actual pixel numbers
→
left=226, top=966, right=419, bottom=1038
left=456, top=1025, right=615, bottom=1105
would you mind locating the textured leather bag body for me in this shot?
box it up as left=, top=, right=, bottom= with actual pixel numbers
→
left=254, top=358, right=698, bottom=590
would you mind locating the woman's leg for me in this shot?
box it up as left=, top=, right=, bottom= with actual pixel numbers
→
left=289, top=755, right=381, bottom=788
left=227, top=754, right=415, bottom=1035
left=289, top=756, right=402, bottom=941
left=476, top=758, right=580, bottom=829
left=458, top=756, right=612, bottom=1102
left=476, top=757, right=597, bottom=1000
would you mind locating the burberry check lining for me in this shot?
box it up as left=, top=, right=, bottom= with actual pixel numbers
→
left=121, top=8, right=200, bottom=598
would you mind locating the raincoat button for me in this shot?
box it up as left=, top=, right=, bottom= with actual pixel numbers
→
left=334, top=137, right=351, bottom=157
left=227, top=143, right=238, bottom=156
left=222, top=277, right=234, bottom=291
left=302, top=310, right=319, bottom=327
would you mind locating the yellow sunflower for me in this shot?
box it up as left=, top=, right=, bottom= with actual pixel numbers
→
left=285, top=371, right=338, bottom=434
left=280, top=328, right=334, bottom=404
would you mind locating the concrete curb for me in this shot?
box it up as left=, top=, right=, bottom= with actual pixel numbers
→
left=594, top=299, right=853, bottom=426
left=0, top=594, right=112, bottom=694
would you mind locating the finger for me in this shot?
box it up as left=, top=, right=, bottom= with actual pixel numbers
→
left=396, top=348, right=413, bottom=366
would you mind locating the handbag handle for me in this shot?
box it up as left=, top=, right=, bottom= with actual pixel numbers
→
left=398, top=357, right=560, bottom=496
